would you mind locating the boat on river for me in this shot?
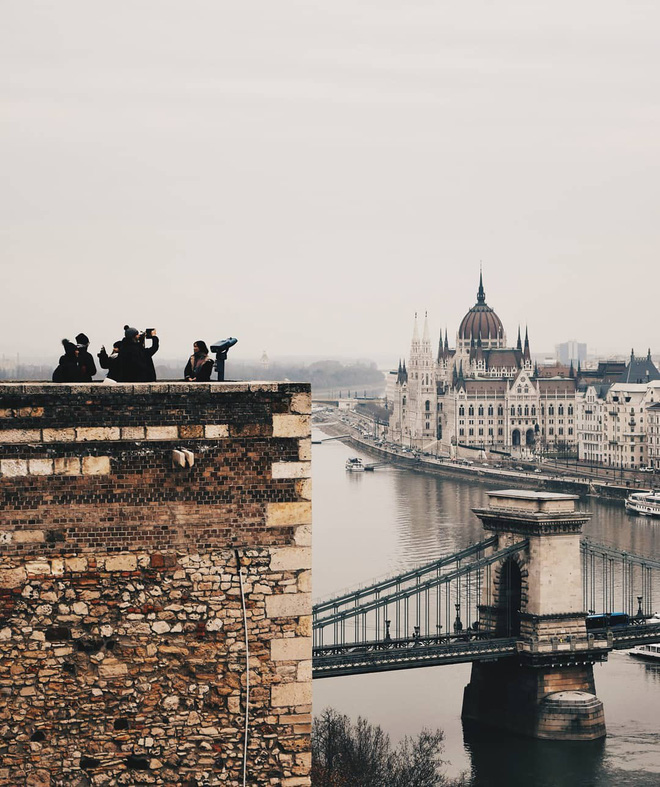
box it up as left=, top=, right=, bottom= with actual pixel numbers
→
left=345, top=457, right=365, bottom=472
left=624, top=491, right=660, bottom=517
left=628, top=643, right=660, bottom=662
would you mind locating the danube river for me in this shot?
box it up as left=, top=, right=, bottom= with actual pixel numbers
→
left=312, top=433, right=660, bottom=786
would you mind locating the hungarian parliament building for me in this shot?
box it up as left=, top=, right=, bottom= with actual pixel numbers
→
left=387, top=274, right=660, bottom=470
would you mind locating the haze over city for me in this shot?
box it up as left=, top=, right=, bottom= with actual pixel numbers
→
left=3, top=1, right=659, bottom=365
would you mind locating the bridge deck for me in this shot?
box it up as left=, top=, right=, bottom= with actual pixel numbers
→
left=312, top=623, right=660, bottom=678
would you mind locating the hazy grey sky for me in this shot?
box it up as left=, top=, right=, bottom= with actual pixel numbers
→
left=2, top=1, right=659, bottom=364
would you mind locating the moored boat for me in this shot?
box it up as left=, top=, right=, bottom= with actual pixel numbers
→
left=345, top=457, right=365, bottom=472
left=628, top=643, right=660, bottom=661
left=624, top=491, right=660, bottom=517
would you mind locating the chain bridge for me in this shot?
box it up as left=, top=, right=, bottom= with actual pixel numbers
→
left=312, top=489, right=660, bottom=740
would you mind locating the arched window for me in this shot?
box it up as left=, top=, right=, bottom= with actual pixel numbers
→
left=517, top=405, right=522, bottom=416
left=498, top=405, right=504, bottom=416
left=459, top=405, right=465, bottom=417
left=548, top=405, right=554, bottom=416
left=524, top=405, right=529, bottom=416
left=524, top=385, right=529, bottom=394
left=558, top=405, right=564, bottom=416
left=531, top=405, right=536, bottom=416
left=568, top=405, right=574, bottom=416
left=425, top=400, right=431, bottom=412
left=510, top=406, right=515, bottom=416
left=402, top=396, right=406, bottom=407
left=488, top=405, right=494, bottom=416
left=517, top=386, right=522, bottom=394
left=478, top=405, right=484, bottom=416
left=468, top=405, right=474, bottom=416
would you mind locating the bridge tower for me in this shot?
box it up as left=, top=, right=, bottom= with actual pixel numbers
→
left=462, top=490, right=608, bottom=740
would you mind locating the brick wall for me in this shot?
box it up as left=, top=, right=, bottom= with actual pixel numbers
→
left=0, top=382, right=312, bottom=786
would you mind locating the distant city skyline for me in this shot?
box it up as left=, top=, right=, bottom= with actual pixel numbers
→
left=2, top=2, right=659, bottom=365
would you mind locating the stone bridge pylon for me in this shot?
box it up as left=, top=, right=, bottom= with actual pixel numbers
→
left=462, top=490, right=609, bottom=740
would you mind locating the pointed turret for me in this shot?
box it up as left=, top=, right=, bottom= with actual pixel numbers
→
left=523, top=326, right=531, bottom=362
left=533, top=361, right=539, bottom=377
left=648, top=348, right=653, bottom=361
left=422, top=311, right=430, bottom=343
left=516, top=326, right=522, bottom=352
left=569, top=360, right=575, bottom=379
left=444, top=329, right=449, bottom=352
left=437, top=334, right=444, bottom=363
left=412, top=313, right=420, bottom=343
left=477, top=268, right=486, bottom=304
left=402, top=360, right=408, bottom=383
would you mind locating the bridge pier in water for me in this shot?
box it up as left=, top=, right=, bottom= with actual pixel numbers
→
left=462, top=490, right=607, bottom=741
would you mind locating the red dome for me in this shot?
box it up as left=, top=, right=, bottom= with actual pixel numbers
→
left=458, top=274, right=504, bottom=341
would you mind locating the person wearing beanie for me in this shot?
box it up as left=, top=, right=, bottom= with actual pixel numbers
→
left=74, top=331, right=96, bottom=381
left=116, top=325, right=159, bottom=382
left=52, top=339, right=84, bottom=382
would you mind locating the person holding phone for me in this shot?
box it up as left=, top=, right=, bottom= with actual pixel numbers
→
left=116, top=326, right=159, bottom=382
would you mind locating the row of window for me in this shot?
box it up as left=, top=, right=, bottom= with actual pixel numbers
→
left=456, top=403, right=574, bottom=417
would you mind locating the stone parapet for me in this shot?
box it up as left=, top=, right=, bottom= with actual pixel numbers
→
left=0, top=382, right=312, bottom=786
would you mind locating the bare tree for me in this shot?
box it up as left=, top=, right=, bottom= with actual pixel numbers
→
left=312, top=708, right=469, bottom=787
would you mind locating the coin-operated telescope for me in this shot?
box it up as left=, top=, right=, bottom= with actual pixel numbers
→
left=210, top=338, right=238, bottom=381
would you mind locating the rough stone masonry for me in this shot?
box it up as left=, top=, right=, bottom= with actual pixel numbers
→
left=0, top=382, right=312, bottom=786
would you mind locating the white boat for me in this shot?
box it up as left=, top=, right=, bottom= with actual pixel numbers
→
left=345, top=457, right=365, bottom=472
left=628, top=643, right=660, bottom=661
left=624, top=491, right=660, bottom=517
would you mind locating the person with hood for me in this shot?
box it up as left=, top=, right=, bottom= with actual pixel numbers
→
left=116, top=326, right=159, bottom=382
left=52, top=340, right=84, bottom=382
left=184, top=340, right=214, bottom=382
left=98, top=340, right=122, bottom=382
left=75, top=332, right=97, bottom=381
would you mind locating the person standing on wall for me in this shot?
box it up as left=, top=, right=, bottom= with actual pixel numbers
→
left=52, top=340, right=84, bottom=382
left=184, top=340, right=214, bottom=382
left=116, top=326, right=159, bottom=382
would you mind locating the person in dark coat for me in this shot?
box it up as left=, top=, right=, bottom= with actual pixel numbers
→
left=52, top=340, right=84, bottom=382
left=98, top=340, right=122, bottom=381
left=184, top=340, right=214, bottom=382
left=116, top=326, right=159, bottom=382
left=74, top=332, right=97, bottom=381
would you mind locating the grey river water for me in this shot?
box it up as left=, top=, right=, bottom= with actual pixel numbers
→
left=312, top=432, right=660, bottom=786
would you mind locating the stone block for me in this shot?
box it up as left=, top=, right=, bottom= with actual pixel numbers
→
left=204, top=424, right=229, bottom=439
left=272, top=415, right=310, bottom=438
left=76, top=427, right=120, bottom=442
left=282, top=779, right=311, bottom=787
left=54, top=457, right=81, bottom=475
left=297, top=660, right=312, bottom=682
left=266, top=593, right=311, bottom=619
left=271, top=681, right=312, bottom=708
left=272, top=462, right=311, bottom=480
left=0, top=567, right=27, bottom=588
left=294, top=526, right=312, bottom=547
left=297, top=570, right=311, bottom=593
left=121, top=426, right=146, bottom=440
left=0, top=429, right=41, bottom=443
left=266, top=502, right=312, bottom=528
left=270, top=547, right=312, bottom=572
left=296, top=478, right=312, bottom=500
left=13, top=530, right=45, bottom=544
left=179, top=425, right=203, bottom=439
left=82, top=456, right=111, bottom=475
left=105, top=554, right=138, bottom=572
left=43, top=428, right=76, bottom=443
left=271, top=637, right=312, bottom=662
left=28, top=459, right=53, bottom=476
left=25, top=561, right=50, bottom=576
left=98, top=658, right=128, bottom=679
left=146, top=426, right=178, bottom=441
left=0, top=459, right=29, bottom=477
left=298, top=438, right=312, bottom=461
left=65, top=557, right=88, bottom=573
left=290, top=393, right=312, bottom=415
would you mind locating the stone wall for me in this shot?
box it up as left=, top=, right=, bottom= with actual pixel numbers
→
left=0, top=382, right=312, bottom=786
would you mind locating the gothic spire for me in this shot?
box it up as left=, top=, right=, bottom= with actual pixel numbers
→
left=516, top=326, right=522, bottom=352
left=412, top=313, right=419, bottom=343
left=523, top=325, right=531, bottom=362
left=569, top=360, right=575, bottom=378
left=422, top=311, right=430, bottom=343
left=444, top=328, right=449, bottom=351
left=477, top=268, right=486, bottom=304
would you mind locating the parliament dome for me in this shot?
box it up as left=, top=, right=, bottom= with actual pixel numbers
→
left=457, top=274, right=504, bottom=343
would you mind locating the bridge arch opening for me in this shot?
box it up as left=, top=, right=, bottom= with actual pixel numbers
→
left=496, top=558, right=522, bottom=637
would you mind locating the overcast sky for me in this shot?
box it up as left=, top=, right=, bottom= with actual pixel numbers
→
left=2, top=1, right=659, bottom=366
